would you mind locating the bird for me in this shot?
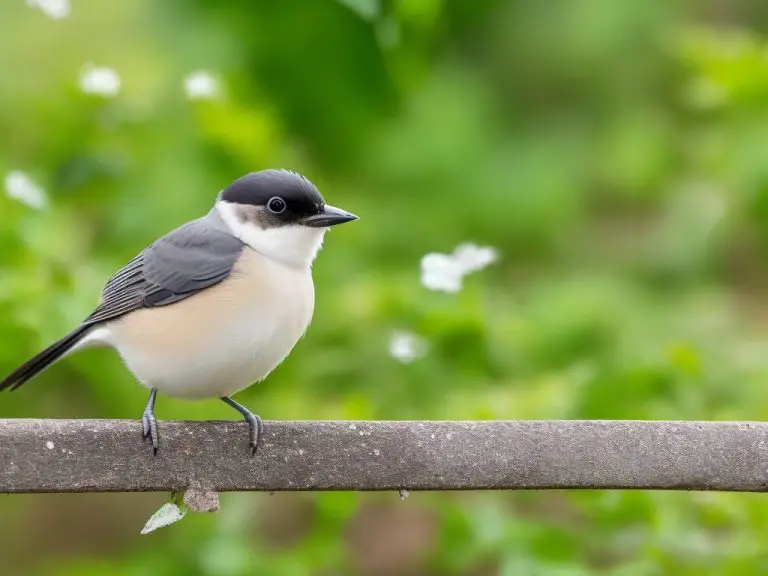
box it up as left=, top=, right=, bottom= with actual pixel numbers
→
left=0, top=169, right=358, bottom=455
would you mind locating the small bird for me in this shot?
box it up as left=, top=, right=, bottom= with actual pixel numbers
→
left=0, top=169, right=358, bottom=455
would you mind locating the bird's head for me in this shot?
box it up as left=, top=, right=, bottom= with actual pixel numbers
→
left=215, top=169, right=358, bottom=268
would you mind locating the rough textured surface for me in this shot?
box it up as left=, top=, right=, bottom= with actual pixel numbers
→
left=183, top=486, right=220, bottom=513
left=1, top=419, right=768, bottom=493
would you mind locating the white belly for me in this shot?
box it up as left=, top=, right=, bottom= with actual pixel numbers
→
left=102, top=249, right=314, bottom=399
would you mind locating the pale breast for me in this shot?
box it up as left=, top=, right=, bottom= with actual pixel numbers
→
left=107, top=248, right=315, bottom=399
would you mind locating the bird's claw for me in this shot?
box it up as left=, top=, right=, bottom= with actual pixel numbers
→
left=141, top=410, right=158, bottom=455
left=221, top=396, right=263, bottom=456
left=140, top=389, right=159, bottom=456
left=246, top=413, right=263, bottom=456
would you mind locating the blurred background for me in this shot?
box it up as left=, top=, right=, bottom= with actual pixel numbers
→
left=3, top=0, right=768, bottom=574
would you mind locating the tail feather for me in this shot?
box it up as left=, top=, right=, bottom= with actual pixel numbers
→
left=0, top=325, right=90, bottom=392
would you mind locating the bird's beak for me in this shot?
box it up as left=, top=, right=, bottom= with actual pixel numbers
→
left=300, top=205, right=359, bottom=228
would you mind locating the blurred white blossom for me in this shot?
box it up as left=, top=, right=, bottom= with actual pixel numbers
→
left=79, top=64, right=121, bottom=97
left=4, top=171, right=48, bottom=210
left=420, top=242, right=500, bottom=293
left=389, top=330, right=429, bottom=363
left=420, top=253, right=464, bottom=293
left=184, top=71, right=220, bottom=100
left=27, top=0, right=70, bottom=19
left=452, top=243, right=500, bottom=274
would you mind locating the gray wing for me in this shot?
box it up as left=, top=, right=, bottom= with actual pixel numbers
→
left=84, top=216, right=244, bottom=326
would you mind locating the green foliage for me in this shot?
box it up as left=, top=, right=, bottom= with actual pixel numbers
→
left=3, top=0, right=768, bottom=574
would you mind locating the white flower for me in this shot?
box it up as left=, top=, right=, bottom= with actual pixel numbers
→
left=27, top=0, right=70, bottom=20
left=184, top=71, right=220, bottom=101
left=420, top=243, right=499, bottom=293
left=452, top=243, right=500, bottom=275
left=389, top=330, right=429, bottom=363
left=420, top=253, right=464, bottom=293
left=79, top=64, right=121, bottom=97
left=4, top=171, right=48, bottom=210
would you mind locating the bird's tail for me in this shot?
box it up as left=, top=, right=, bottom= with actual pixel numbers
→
left=0, top=325, right=91, bottom=392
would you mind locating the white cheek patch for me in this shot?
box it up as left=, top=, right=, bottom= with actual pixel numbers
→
left=216, top=201, right=326, bottom=268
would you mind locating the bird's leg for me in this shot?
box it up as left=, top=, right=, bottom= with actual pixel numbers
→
left=221, top=396, right=263, bottom=456
left=141, top=388, right=159, bottom=456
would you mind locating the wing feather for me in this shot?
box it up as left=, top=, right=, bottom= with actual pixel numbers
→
left=84, top=216, right=244, bottom=326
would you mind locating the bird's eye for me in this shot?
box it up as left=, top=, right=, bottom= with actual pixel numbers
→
left=267, top=197, right=286, bottom=214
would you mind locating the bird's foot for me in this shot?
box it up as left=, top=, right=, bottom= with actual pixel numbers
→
left=221, top=396, right=263, bottom=456
left=244, top=412, right=263, bottom=456
left=142, top=388, right=159, bottom=456
left=141, top=410, right=159, bottom=455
